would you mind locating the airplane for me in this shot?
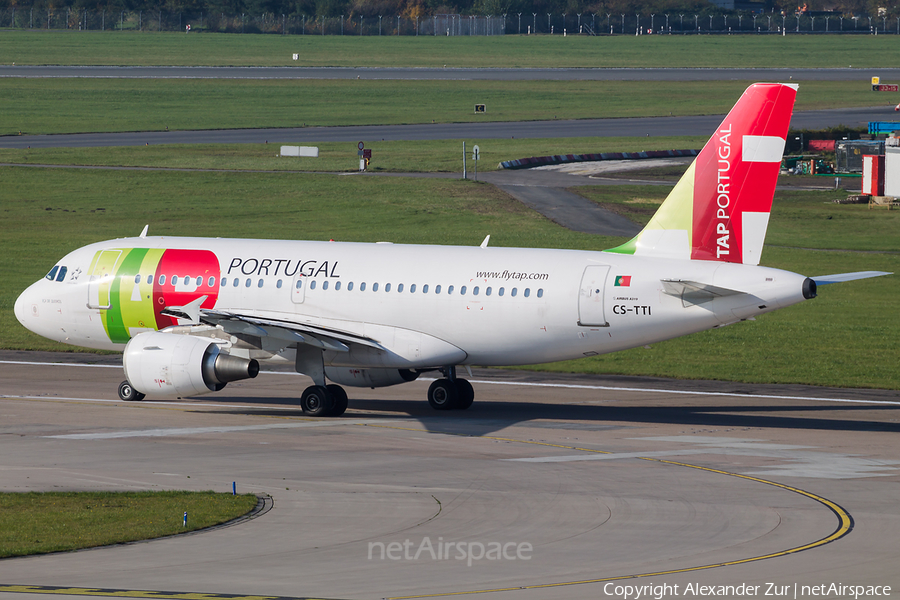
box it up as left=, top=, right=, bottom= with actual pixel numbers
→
left=14, top=83, right=890, bottom=417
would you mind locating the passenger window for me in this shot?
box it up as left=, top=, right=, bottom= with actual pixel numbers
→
left=423, top=284, right=429, bottom=294
left=499, top=287, right=505, bottom=296
left=461, top=286, right=467, bottom=295
left=159, top=275, right=166, bottom=285
left=277, top=279, right=283, bottom=289
left=208, top=276, right=215, bottom=287
left=348, top=282, right=354, bottom=291
left=537, top=289, right=543, bottom=298
left=410, top=284, right=416, bottom=293
left=511, top=288, right=517, bottom=297
left=385, top=283, right=391, bottom=292
left=258, top=279, right=264, bottom=288
left=373, top=283, right=379, bottom=292
left=196, top=276, right=203, bottom=286
left=473, top=286, right=479, bottom=296
left=148, top=275, right=154, bottom=285
left=448, top=285, right=454, bottom=295
left=172, top=276, right=178, bottom=285
left=360, top=282, right=366, bottom=291
left=134, top=274, right=141, bottom=284
left=245, top=278, right=251, bottom=288
left=323, top=281, right=329, bottom=290
left=46, top=266, right=59, bottom=281
left=486, top=287, right=492, bottom=296
left=221, top=277, right=227, bottom=287
left=335, top=281, right=341, bottom=291
left=524, top=288, right=530, bottom=297
left=233, top=278, right=239, bottom=287
left=435, top=285, right=441, bottom=294
left=310, top=280, right=317, bottom=290
left=398, top=284, right=404, bottom=293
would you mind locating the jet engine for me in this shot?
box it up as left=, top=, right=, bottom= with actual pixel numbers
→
left=324, top=367, right=419, bottom=389
left=123, top=331, right=259, bottom=398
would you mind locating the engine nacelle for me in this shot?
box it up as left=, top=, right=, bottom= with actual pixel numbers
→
left=123, top=331, right=259, bottom=398
left=324, top=367, right=419, bottom=389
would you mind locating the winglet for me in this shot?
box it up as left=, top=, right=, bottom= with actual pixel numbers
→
left=160, top=295, right=208, bottom=324
left=139, top=225, right=149, bottom=238
left=480, top=235, right=491, bottom=248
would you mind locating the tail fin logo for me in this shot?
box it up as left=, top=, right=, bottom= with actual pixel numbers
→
left=607, top=83, right=797, bottom=266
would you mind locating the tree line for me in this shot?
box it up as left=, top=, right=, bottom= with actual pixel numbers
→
left=0, top=0, right=893, bottom=23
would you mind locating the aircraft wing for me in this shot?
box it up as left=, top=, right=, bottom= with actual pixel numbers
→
left=812, top=271, right=893, bottom=285
left=199, top=309, right=385, bottom=353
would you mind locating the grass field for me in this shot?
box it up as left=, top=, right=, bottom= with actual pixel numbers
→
left=3, top=164, right=896, bottom=388
left=0, top=79, right=882, bottom=136
left=0, top=491, right=258, bottom=558
left=0, top=137, right=709, bottom=172
left=3, top=30, right=900, bottom=68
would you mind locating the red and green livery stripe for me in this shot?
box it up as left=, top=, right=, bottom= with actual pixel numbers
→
left=86, top=248, right=221, bottom=344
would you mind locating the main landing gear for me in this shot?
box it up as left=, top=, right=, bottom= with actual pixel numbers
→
left=300, top=383, right=349, bottom=417
left=427, top=366, right=474, bottom=411
left=295, top=345, right=348, bottom=417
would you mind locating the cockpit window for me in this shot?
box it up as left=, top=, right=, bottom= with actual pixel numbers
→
left=45, top=266, right=59, bottom=281
left=56, top=266, right=67, bottom=282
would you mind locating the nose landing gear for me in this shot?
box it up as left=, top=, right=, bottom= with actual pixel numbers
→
left=118, top=380, right=146, bottom=402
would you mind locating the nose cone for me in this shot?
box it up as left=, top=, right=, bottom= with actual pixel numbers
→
left=14, top=283, right=40, bottom=334
left=14, top=287, right=31, bottom=329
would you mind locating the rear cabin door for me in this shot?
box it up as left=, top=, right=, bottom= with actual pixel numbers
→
left=578, top=265, right=610, bottom=327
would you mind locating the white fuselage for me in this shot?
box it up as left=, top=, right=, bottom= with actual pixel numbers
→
left=15, top=236, right=809, bottom=370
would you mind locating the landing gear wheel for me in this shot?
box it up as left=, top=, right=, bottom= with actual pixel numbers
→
left=454, top=379, right=474, bottom=410
left=428, top=379, right=459, bottom=410
left=301, top=385, right=332, bottom=417
left=118, top=380, right=145, bottom=402
left=326, top=384, right=348, bottom=417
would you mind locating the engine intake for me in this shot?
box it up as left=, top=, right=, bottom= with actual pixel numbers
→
left=124, top=331, right=258, bottom=398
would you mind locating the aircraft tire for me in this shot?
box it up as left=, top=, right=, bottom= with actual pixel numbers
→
left=301, top=385, right=332, bottom=417
left=428, top=379, right=459, bottom=410
left=326, top=384, right=349, bottom=417
left=118, top=380, right=145, bottom=402
left=454, top=379, right=474, bottom=410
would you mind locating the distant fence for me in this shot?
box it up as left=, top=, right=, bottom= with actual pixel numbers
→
left=0, top=8, right=897, bottom=35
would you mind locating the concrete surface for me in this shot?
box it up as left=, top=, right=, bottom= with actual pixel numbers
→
left=0, top=352, right=898, bottom=600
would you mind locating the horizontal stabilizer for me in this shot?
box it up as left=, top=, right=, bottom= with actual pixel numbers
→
left=661, top=279, right=749, bottom=308
left=812, top=271, right=893, bottom=285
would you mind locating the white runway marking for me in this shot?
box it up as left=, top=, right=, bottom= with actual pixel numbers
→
left=44, top=419, right=403, bottom=440
left=3, top=359, right=898, bottom=406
